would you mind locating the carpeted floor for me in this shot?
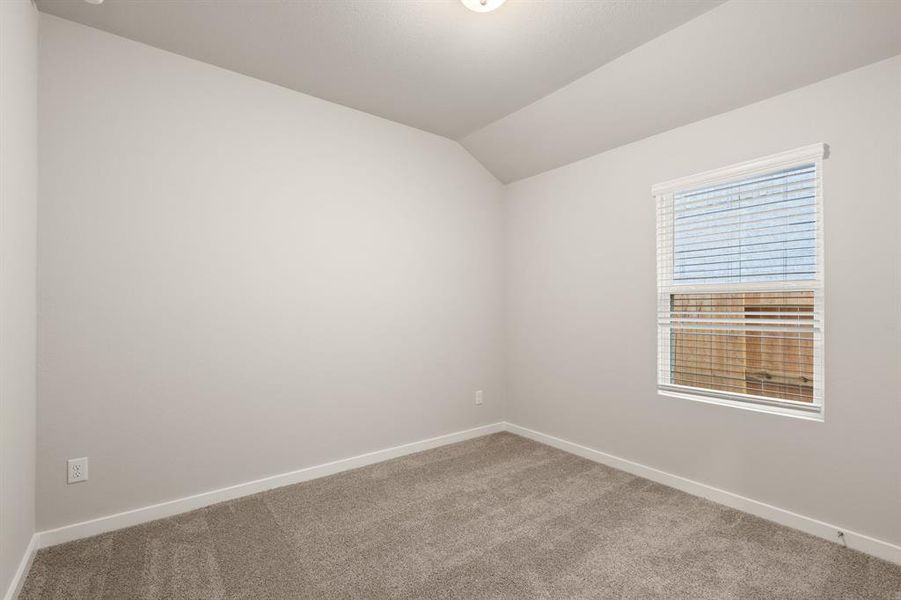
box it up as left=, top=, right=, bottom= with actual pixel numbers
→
left=20, top=432, right=901, bottom=599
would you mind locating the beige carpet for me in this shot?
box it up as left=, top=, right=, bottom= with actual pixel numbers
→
left=21, top=432, right=901, bottom=599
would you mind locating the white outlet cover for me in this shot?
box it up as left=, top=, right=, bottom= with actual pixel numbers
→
left=475, top=390, right=484, bottom=405
left=68, top=457, right=89, bottom=484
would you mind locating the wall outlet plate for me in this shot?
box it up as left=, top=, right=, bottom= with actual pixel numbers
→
left=475, top=390, right=484, bottom=405
left=68, top=457, right=89, bottom=484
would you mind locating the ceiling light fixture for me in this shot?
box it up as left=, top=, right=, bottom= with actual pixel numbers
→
left=461, top=0, right=506, bottom=13
left=84, top=0, right=104, bottom=4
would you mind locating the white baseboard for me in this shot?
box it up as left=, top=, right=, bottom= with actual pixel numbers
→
left=3, top=534, right=36, bottom=600
left=30, top=420, right=901, bottom=569
left=504, top=422, right=901, bottom=566
left=36, top=422, right=504, bottom=549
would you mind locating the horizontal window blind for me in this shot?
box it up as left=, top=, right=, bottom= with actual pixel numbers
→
left=655, top=145, right=825, bottom=416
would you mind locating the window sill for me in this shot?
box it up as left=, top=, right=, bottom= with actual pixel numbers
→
left=658, top=385, right=824, bottom=422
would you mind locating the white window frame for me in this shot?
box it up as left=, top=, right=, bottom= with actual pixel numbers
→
left=653, top=144, right=826, bottom=421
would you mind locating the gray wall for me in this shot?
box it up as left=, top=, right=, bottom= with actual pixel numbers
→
left=505, top=55, right=901, bottom=546
left=38, top=15, right=505, bottom=530
left=35, top=10, right=901, bottom=552
left=0, top=0, right=38, bottom=591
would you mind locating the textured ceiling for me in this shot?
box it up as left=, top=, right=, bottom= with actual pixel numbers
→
left=461, top=0, right=901, bottom=182
left=34, top=0, right=720, bottom=139
left=35, top=0, right=901, bottom=183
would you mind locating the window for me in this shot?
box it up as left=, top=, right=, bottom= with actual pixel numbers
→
left=654, top=144, right=825, bottom=419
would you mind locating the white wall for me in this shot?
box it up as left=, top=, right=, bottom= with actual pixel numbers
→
left=505, top=55, right=901, bottom=546
left=0, top=0, right=38, bottom=593
left=38, top=15, right=505, bottom=531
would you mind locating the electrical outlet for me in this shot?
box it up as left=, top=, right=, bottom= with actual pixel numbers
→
left=67, top=457, right=88, bottom=484
left=475, top=390, right=484, bottom=405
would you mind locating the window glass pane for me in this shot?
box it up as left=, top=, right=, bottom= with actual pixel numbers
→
left=669, top=291, right=814, bottom=403
left=672, top=164, right=817, bottom=284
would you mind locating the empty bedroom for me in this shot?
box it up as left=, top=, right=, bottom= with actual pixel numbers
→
left=1, top=0, right=900, bottom=598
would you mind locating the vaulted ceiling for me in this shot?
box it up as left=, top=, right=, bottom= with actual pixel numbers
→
left=36, top=0, right=901, bottom=183
left=461, top=0, right=901, bottom=182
